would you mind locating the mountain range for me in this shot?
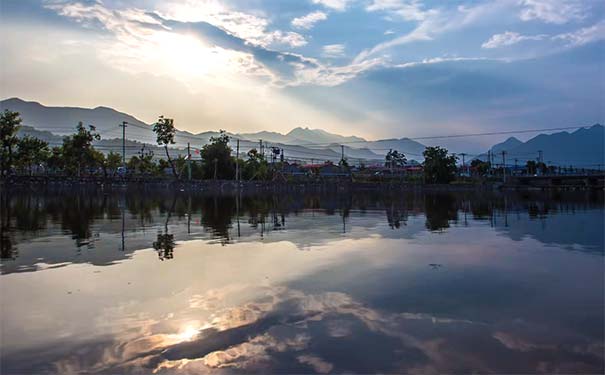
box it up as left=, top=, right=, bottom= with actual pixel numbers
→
left=487, top=127, right=604, bottom=168
left=2, top=97, right=603, bottom=167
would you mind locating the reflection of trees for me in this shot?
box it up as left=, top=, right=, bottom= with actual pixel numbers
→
left=153, top=194, right=177, bottom=260
left=0, top=232, right=17, bottom=260
left=200, top=196, right=236, bottom=244
left=153, top=233, right=175, bottom=261
left=1, top=188, right=604, bottom=256
left=386, top=204, right=407, bottom=229
left=424, top=194, right=458, bottom=231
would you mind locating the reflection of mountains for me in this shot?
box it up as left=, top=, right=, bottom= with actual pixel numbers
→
left=1, top=189, right=602, bottom=274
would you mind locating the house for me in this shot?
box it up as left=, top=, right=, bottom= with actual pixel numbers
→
left=282, top=163, right=307, bottom=176
left=302, top=162, right=350, bottom=177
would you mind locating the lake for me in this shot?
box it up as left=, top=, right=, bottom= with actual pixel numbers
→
left=1, top=188, right=603, bottom=374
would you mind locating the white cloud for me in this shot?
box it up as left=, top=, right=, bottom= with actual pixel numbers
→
left=366, top=0, right=430, bottom=21
left=154, top=0, right=307, bottom=48
left=356, top=1, right=510, bottom=63
left=482, top=31, right=547, bottom=49
left=264, top=31, right=308, bottom=47
left=482, top=21, right=605, bottom=51
left=518, top=0, right=587, bottom=24
left=291, top=11, right=328, bottom=29
left=552, top=20, right=605, bottom=46
left=322, top=44, right=346, bottom=58
left=312, top=0, right=351, bottom=12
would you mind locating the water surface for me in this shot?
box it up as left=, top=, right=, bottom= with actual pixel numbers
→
left=1, top=189, right=603, bottom=374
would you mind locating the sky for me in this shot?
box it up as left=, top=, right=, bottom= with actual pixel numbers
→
left=0, top=0, right=604, bottom=149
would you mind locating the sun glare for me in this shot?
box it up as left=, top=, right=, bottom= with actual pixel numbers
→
left=176, top=325, right=200, bottom=342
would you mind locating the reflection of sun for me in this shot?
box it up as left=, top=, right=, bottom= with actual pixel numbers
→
left=176, top=325, right=200, bottom=342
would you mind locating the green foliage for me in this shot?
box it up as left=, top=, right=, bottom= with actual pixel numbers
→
left=200, top=130, right=235, bottom=179
left=385, top=149, right=407, bottom=168
left=105, top=152, right=122, bottom=176
left=93, top=150, right=123, bottom=177
left=0, top=110, right=22, bottom=176
left=61, top=122, right=101, bottom=176
left=47, top=146, right=64, bottom=173
left=128, top=146, right=156, bottom=175
left=153, top=116, right=177, bottom=178
left=243, top=148, right=269, bottom=180
left=423, top=146, right=458, bottom=184
left=470, top=158, right=490, bottom=176
left=15, top=136, right=50, bottom=175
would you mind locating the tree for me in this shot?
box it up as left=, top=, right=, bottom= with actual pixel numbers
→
left=526, top=160, right=537, bottom=175
left=90, top=149, right=107, bottom=177
left=47, top=146, right=64, bottom=173
left=385, top=149, right=407, bottom=169
left=91, top=150, right=122, bottom=178
left=61, top=122, right=101, bottom=176
left=105, top=151, right=123, bottom=177
left=153, top=116, right=177, bottom=178
left=128, top=146, right=156, bottom=175
left=16, top=136, right=50, bottom=175
left=243, top=148, right=269, bottom=180
left=0, top=110, right=22, bottom=176
left=423, top=146, right=458, bottom=184
left=470, top=159, right=490, bottom=176
left=200, top=130, right=235, bottom=180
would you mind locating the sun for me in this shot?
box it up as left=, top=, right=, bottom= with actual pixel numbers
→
left=176, top=325, right=200, bottom=342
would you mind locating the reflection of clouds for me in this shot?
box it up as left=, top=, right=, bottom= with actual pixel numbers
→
left=493, top=331, right=554, bottom=352
left=325, top=319, right=353, bottom=337
left=149, top=286, right=479, bottom=372
left=297, top=354, right=333, bottom=373
left=16, top=284, right=604, bottom=374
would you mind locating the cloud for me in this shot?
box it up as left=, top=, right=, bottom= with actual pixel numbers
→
left=322, top=44, right=346, bottom=58
left=355, top=1, right=510, bottom=63
left=366, top=0, right=430, bottom=21
left=483, top=21, right=605, bottom=50
left=297, top=355, right=334, bottom=373
left=151, top=0, right=307, bottom=49
left=482, top=31, right=547, bottom=49
left=552, top=20, right=605, bottom=46
left=312, top=0, right=351, bottom=12
left=291, top=11, right=328, bottom=30
left=518, top=0, right=587, bottom=24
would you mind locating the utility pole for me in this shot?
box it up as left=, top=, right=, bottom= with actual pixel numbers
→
left=538, top=150, right=543, bottom=164
left=119, top=121, right=128, bottom=166
left=341, top=145, right=345, bottom=163
left=460, top=153, right=467, bottom=175
left=501, top=150, right=507, bottom=183
left=187, top=142, right=191, bottom=181
left=259, top=139, right=263, bottom=156
left=236, top=139, right=240, bottom=183
left=487, top=150, right=491, bottom=175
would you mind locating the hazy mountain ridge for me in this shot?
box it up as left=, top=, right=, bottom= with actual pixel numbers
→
left=3, top=98, right=603, bottom=166
left=490, top=137, right=523, bottom=154
left=483, top=126, right=604, bottom=167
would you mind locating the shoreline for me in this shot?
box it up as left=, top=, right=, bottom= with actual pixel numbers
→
left=2, top=176, right=603, bottom=193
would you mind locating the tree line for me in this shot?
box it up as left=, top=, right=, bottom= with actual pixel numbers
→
left=0, top=110, right=278, bottom=180
left=2, top=109, right=465, bottom=183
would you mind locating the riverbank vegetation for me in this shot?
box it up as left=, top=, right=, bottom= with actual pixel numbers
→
left=2, top=110, right=600, bottom=186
